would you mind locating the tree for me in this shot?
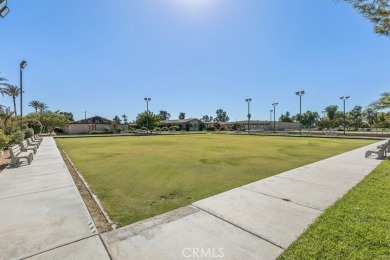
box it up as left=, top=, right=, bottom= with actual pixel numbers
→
left=279, top=111, right=293, bottom=122
left=215, top=109, right=230, bottom=122
left=158, top=111, right=171, bottom=121
left=40, top=111, right=70, bottom=133
left=0, top=74, right=9, bottom=86
left=343, top=0, right=390, bottom=36
left=202, top=115, right=213, bottom=122
left=28, top=100, right=41, bottom=113
left=1, top=85, right=20, bottom=115
left=362, top=108, right=377, bottom=126
left=59, top=111, right=74, bottom=122
left=325, top=105, right=339, bottom=121
left=113, top=115, right=121, bottom=124
left=349, top=105, right=363, bottom=129
left=37, top=102, right=49, bottom=115
left=179, top=112, right=185, bottom=120
left=370, top=92, right=390, bottom=110
left=122, top=114, right=128, bottom=124
left=136, top=111, right=161, bottom=130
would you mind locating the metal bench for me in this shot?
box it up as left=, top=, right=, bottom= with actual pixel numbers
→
left=9, top=145, right=33, bottom=167
left=20, top=140, right=37, bottom=154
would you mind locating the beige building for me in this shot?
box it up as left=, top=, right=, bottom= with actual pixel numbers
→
left=163, top=119, right=202, bottom=131
left=62, top=116, right=129, bottom=134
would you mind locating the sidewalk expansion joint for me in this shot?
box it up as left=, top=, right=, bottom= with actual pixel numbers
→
left=0, top=185, right=75, bottom=201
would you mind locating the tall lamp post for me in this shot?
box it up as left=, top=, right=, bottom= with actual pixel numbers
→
left=144, top=97, right=151, bottom=131
left=340, top=96, right=350, bottom=136
left=272, top=103, right=278, bottom=133
left=270, top=110, right=273, bottom=122
left=85, top=111, right=87, bottom=120
left=245, top=98, right=252, bottom=134
left=0, top=0, right=10, bottom=18
left=295, top=90, right=305, bottom=135
left=20, top=60, right=27, bottom=130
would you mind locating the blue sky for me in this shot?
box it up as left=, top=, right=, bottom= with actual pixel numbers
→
left=0, top=0, right=388, bottom=122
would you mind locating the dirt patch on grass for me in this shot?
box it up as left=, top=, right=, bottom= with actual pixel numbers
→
left=0, top=150, right=11, bottom=173
left=58, top=148, right=113, bottom=233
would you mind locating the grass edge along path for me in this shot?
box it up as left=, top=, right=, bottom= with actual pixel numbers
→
left=279, top=160, right=390, bottom=259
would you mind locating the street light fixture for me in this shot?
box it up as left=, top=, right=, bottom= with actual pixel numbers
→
left=144, top=97, right=151, bottom=131
left=0, top=0, right=9, bottom=18
left=340, top=96, right=350, bottom=136
left=245, top=98, right=252, bottom=134
left=295, top=90, right=305, bottom=134
left=272, top=103, right=278, bottom=133
left=20, top=60, right=27, bottom=130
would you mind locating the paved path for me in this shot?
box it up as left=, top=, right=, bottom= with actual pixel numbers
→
left=0, top=138, right=385, bottom=259
left=0, top=137, right=109, bottom=259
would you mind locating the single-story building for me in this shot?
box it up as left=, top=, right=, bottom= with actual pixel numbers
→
left=162, top=119, right=202, bottom=131
left=62, top=116, right=129, bottom=134
left=204, top=120, right=301, bottom=131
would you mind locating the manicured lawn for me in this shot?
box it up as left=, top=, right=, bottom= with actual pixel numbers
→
left=56, top=135, right=374, bottom=227
left=279, top=160, right=390, bottom=259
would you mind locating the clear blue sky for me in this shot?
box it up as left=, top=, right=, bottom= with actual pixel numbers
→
left=0, top=0, right=388, bottom=122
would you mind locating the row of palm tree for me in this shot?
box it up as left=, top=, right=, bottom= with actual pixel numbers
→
left=0, top=73, right=48, bottom=115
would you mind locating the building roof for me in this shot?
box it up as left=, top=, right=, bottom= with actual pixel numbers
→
left=75, top=116, right=112, bottom=124
left=163, top=119, right=201, bottom=124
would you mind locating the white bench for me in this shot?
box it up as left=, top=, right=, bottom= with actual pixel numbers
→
left=20, top=140, right=37, bottom=154
left=365, top=142, right=389, bottom=159
left=9, top=145, right=33, bottom=167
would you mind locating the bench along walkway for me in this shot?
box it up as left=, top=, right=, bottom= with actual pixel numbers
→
left=0, top=137, right=109, bottom=259
left=101, top=140, right=386, bottom=259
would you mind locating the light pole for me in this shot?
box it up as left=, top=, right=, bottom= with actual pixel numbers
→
left=85, top=111, right=87, bottom=120
left=245, top=98, right=252, bottom=134
left=272, top=103, right=278, bottom=133
left=144, top=97, right=151, bottom=131
left=340, top=96, right=350, bottom=136
left=270, top=110, right=273, bottom=122
left=20, top=60, right=27, bottom=130
left=295, top=90, right=305, bottom=134
left=0, top=0, right=10, bottom=18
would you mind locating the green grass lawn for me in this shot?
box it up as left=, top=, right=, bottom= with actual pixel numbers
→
left=56, top=135, right=374, bottom=227
left=279, top=160, right=390, bottom=259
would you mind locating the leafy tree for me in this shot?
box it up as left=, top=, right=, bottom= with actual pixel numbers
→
left=40, top=111, right=70, bottom=133
left=293, top=111, right=319, bottom=128
left=202, top=115, right=214, bottom=122
left=215, top=109, right=230, bottom=122
left=159, top=110, right=171, bottom=121
left=370, top=92, right=390, bottom=110
left=136, top=111, right=161, bottom=130
left=59, top=111, right=74, bottom=122
left=28, top=100, right=41, bottom=113
left=349, top=105, right=363, bottom=129
left=279, top=111, right=293, bottom=122
left=179, top=112, right=185, bottom=120
left=342, top=0, right=390, bottom=36
left=122, top=114, right=128, bottom=124
left=325, top=105, right=339, bottom=121
left=1, top=85, right=20, bottom=115
left=113, top=115, right=121, bottom=124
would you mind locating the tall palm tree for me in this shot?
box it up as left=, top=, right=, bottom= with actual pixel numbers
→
left=37, top=102, right=49, bottom=115
left=1, top=85, right=20, bottom=115
left=28, top=100, right=41, bottom=113
left=0, top=73, right=9, bottom=87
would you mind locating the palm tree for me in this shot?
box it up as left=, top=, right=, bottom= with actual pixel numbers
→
left=37, top=102, right=49, bottom=115
left=1, top=85, right=20, bottom=115
left=28, top=100, right=41, bottom=113
left=0, top=73, right=9, bottom=87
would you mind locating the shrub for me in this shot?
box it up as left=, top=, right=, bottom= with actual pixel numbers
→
left=219, top=126, right=226, bottom=131
left=54, top=127, right=64, bottom=134
left=169, top=125, right=180, bottom=131
left=154, top=127, right=161, bottom=131
left=28, top=121, right=43, bottom=134
left=0, top=131, right=9, bottom=150
left=114, top=126, right=123, bottom=133
left=103, top=126, right=111, bottom=133
left=206, top=126, right=216, bottom=131
left=10, top=130, right=25, bottom=145
left=162, top=127, right=169, bottom=131
left=141, top=127, right=147, bottom=131
left=24, top=128, right=35, bottom=139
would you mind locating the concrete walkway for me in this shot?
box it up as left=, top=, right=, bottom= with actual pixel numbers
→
left=0, top=137, right=109, bottom=259
left=0, top=138, right=385, bottom=259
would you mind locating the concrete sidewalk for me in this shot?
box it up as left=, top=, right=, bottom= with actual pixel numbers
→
left=0, top=138, right=385, bottom=259
left=0, top=137, right=109, bottom=259
left=101, top=141, right=385, bottom=259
